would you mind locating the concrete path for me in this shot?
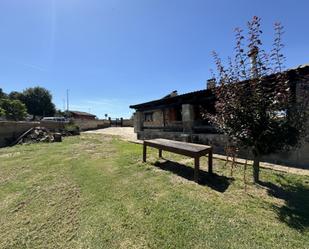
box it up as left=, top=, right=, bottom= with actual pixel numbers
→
left=84, top=127, right=309, bottom=176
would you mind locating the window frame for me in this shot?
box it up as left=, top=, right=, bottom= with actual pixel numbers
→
left=144, top=112, right=154, bottom=122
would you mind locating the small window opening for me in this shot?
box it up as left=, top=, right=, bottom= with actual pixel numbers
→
left=144, top=112, right=153, bottom=122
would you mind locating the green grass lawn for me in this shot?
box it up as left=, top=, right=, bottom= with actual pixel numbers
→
left=0, top=134, right=308, bottom=249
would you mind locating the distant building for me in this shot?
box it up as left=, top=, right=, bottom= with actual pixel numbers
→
left=68, top=111, right=96, bottom=120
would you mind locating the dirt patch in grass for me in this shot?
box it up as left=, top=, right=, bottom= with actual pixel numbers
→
left=70, top=134, right=117, bottom=159
left=0, top=165, right=31, bottom=185
left=0, top=152, right=21, bottom=158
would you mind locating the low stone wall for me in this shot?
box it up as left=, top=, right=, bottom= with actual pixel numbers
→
left=137, top=130, right=227, bottom=153
left=73, top=119, right=110, bottom=131
left=137, top=129, right=309, bottom=169
left=0, top=119, right=115, bottom=147
left=122, top=119, right=134, bottom=127
left=39, top=121, right=66, bottom=130
left=0, top=121, right=65, bottom=147
left=262, top=139, right=309, bottom=169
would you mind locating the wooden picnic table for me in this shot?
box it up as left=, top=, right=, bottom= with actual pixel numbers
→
left=143, top=138, right=213, bottom=183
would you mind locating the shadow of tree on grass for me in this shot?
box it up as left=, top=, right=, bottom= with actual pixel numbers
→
left=260, top=178, right=309, bottom=232
left=153, top=160, right=232, bottom=192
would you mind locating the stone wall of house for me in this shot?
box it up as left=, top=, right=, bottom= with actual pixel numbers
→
left=143, top=110, right=164, bottom=127
left=134, top=112, right=143, bottom=133
left=194, top=133, right=309, bottom=168
left=138, top=109, right=184, bottom=128
left=137, top=130, right=227, bottom=153
left=137, top=129, right=309, bottom=168
left=137, top=130, right=192, bottom=142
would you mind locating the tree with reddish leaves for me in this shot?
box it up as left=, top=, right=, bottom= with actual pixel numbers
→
left=209, top=16, right=308, bottom=183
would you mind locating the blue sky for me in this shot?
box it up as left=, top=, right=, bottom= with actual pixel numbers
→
left=0, top=0, right=308, bottom=118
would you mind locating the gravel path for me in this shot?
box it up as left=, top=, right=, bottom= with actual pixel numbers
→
left=84, top=127, right=142, bottom=143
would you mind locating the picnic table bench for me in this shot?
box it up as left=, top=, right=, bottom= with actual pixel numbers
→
left=143, top=138, right=213, bottom=183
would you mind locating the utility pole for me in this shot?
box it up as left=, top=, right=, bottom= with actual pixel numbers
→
left=66, top=89, right=69, bottom=111
left=62, top=98, right=65, bottom=112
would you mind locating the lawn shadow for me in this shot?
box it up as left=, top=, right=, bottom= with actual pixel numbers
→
left=259, top=179, right=309, bottom=232
left=153, top=160, right=232, bottom=192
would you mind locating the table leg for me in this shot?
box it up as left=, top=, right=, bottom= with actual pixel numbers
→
left=159, top=149, right=162, bottom=158
left=208, top=150, right=213, bottom=174
left=143, top=143, right=147, bottom=162
left=194, top=157, right=200, bottom=183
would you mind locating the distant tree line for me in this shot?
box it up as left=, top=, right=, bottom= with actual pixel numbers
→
left=0, top=86, right=56, bottom=121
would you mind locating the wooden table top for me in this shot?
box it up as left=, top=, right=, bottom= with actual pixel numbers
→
left=144, top=138, right=212, bottom=153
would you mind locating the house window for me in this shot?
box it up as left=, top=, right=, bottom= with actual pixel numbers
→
left=175, top=108, right=182, bottom=121
left=144, top=112, right=153, bottom=122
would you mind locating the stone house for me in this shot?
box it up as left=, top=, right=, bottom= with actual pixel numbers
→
left=130, top=64, right=309, bottom=168
left=130, top=87, right=217, bottom=140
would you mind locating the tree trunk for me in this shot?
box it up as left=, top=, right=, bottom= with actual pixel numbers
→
left=253, top=154, right=260, bottom=183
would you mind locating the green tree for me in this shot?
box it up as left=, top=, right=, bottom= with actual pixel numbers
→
left=21, top=87, right=56, bottom=119
left=0, top=88, right=7, bottom=99
left=0, top=107, right=5, bottom=117
left=8, top=91, right=23, bottom=101
left=55, top=109, right=65, bottom=117
left=0, top=98, right=27, bottom=121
